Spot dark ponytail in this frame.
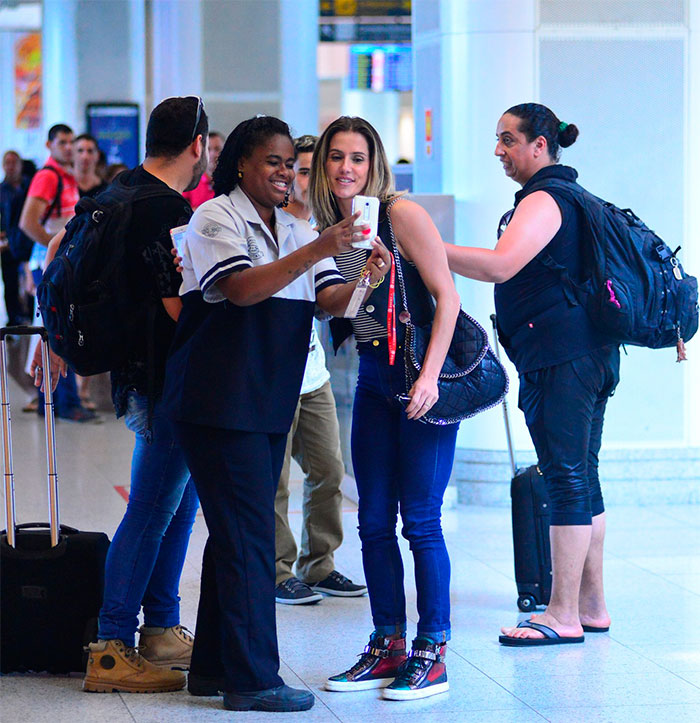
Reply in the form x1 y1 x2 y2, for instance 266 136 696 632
505 103 579 160
213 116 293 197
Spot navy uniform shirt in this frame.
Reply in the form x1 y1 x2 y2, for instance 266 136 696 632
162 186 345 433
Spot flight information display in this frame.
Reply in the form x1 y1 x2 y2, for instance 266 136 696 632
348 45 412 92
320 0 411 17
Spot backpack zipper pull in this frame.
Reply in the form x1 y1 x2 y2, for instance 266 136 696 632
69 304 74 322
676 325 687 363
670 257 683 281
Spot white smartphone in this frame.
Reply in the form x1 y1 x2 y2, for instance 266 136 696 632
351 195 379 250
169 224 188 258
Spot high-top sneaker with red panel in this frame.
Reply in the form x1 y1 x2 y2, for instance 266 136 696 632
325 632 407 691
382 637 448 700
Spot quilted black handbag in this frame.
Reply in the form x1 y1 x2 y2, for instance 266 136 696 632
386 202 509 425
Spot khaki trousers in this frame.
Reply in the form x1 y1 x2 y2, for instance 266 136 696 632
274 380 345 585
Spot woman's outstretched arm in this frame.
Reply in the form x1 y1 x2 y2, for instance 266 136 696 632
445 191 562 282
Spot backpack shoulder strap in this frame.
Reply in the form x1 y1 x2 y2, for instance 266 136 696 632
523 175 584 200
39 165 64 225
130 182 187 205
521 176 588 306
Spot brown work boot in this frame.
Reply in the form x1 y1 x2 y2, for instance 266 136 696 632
138 624 194 670
83 639 186 693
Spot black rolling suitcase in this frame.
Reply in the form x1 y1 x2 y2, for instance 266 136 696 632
0 326 110 673
490 315 552 613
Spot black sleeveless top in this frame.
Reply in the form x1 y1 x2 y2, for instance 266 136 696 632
330 200 435 352
494 165 611 373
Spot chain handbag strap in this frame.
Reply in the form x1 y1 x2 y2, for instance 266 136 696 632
384 197 411 320
385 197 492 381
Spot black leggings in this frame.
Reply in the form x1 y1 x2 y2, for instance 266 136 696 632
518 345 620 526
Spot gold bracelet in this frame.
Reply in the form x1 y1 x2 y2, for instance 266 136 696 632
361 265 385 289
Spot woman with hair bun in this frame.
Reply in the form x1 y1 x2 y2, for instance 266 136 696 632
446 103 620 646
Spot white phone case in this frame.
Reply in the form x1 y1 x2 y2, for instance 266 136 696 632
351 195 380 249
169 224 188 257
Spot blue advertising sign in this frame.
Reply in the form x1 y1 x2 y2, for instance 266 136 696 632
86 103 140 168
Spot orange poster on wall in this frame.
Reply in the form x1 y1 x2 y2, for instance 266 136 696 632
15 33 42 129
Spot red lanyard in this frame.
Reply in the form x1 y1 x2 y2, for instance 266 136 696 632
387 260 396 365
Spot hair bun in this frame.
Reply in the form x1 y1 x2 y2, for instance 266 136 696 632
558 123 579 148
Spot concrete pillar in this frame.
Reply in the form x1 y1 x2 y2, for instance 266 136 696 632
342 90 401 163
280 0 320 136
150 0 202 103
22 0 319 161
412 0 538 454
196 0 318 138
41 0 147 155
42 0 80 133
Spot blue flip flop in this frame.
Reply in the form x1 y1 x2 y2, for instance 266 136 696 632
582 625 609 633
499 620 585 646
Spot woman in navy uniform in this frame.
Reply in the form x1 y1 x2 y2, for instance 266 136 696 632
311 117 461 701
162 116 390 713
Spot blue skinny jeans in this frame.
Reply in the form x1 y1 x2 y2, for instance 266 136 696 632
351 343 459 642
98 392 199 646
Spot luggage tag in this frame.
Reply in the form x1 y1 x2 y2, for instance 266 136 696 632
344 270 371 318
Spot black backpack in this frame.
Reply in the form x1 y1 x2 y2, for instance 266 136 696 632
37 178 182 376
525 177 698 356
5 165 63 262
2 178 34 262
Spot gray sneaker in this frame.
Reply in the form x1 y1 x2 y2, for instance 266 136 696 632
311 570 367 597
275 577 322 605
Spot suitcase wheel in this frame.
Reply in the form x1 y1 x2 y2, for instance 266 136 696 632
517 594 537 612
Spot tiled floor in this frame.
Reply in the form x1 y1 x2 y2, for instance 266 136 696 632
1 375 700 722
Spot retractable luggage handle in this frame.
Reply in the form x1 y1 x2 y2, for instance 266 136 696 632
489 315 516 478
1 326 60 548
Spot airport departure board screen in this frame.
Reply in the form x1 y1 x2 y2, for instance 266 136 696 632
349 45 412 92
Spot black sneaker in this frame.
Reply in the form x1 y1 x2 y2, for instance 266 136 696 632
188 673 225 696
224 684 314 712
311 570 367 597
275 577 322 605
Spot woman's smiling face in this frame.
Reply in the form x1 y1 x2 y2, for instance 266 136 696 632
324 131 370 202
238 133 295 210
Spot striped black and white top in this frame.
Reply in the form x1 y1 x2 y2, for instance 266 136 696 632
335 247 388 343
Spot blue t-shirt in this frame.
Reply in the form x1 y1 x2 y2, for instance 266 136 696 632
494 165 611 373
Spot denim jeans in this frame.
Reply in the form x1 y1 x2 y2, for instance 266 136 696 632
351 344 459 641
98 392 198 646
518 345 620 526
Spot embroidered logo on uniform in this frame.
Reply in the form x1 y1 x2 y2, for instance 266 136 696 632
247 237 264 260
201 222 222 238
